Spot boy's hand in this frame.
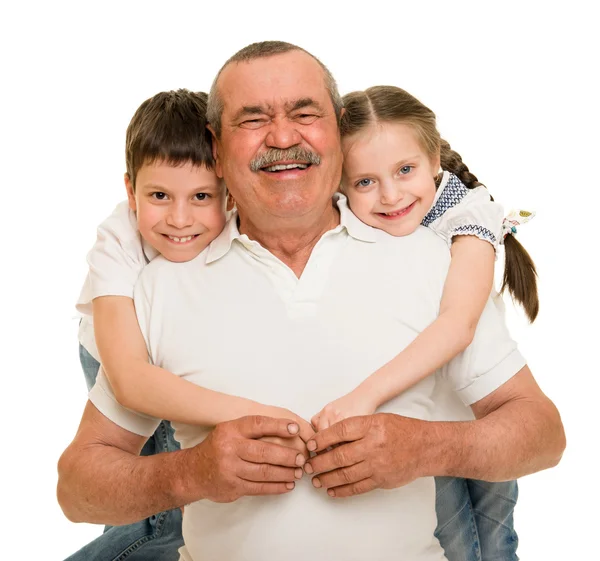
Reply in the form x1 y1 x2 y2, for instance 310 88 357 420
311 389 379 432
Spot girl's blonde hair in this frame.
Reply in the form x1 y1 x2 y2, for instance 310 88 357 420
341 85 539 322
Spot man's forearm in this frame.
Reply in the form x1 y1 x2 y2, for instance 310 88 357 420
57 439 196 525
424 395 565 481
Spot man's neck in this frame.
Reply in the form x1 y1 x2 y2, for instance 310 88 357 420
238 201 340 277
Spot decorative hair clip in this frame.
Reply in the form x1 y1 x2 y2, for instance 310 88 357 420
502 210 535 240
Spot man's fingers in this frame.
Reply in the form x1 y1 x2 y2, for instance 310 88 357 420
312 460 369 489
327 478 377 499
237 461 302 483
305 440 363 475
240 480 296 496
238 415 299 439
307 417 368 453
239 439 305 468
296 418 317 444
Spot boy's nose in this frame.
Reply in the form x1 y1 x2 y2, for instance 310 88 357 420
166 204 193 228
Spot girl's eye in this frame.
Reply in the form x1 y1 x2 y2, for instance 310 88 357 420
399 166 412 175
356 178 374 188
151 192 167 200
194 193 208 201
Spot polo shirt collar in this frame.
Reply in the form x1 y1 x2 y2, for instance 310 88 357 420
205 192 378 264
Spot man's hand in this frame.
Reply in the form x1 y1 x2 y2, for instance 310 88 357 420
304 413 430 498
311 388 378 432
256 405 316 445
189 415 308 503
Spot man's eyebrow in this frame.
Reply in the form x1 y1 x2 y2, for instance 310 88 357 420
286 98 323 112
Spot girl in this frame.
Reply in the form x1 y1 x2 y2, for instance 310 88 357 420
311 85 537 561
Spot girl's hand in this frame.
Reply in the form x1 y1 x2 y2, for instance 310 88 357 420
311 390 379 432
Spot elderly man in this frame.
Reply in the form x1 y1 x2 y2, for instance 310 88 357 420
58 42 564 561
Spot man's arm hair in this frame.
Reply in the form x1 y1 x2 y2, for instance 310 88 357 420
57 401 191 525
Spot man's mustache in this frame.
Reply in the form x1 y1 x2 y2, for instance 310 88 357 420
250 147 321 172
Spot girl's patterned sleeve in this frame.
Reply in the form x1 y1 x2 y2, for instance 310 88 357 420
421 172 504 253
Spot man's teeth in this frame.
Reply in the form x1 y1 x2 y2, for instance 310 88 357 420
168 235 194 243
263 163 309 172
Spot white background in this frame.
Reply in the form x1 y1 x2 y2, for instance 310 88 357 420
1 1 598 559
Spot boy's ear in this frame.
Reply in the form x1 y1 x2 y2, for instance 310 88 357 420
206 124 223 178
124 173 136 212
226 191 236 211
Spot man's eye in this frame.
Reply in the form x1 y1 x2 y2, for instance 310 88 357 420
151 192 167 200
194 193 208 201
399 166 412 175
295 114 318 124
240 119 267 129
355 178 374 188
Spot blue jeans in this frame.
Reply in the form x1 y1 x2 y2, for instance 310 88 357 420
435 476 519 561
65 345 184 561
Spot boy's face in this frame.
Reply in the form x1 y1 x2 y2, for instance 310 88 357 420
126 160 226 262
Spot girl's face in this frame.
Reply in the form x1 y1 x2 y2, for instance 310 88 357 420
342 122 439 237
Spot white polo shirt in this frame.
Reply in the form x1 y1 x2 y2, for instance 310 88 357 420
90 194 525 561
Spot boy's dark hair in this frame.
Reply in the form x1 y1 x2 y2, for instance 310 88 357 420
125 89 213 189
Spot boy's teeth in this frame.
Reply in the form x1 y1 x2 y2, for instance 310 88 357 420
168 235 194 243
264 163 308 172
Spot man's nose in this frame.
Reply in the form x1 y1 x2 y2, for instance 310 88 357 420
166 202 194 229
380 183 404 206
265 117 302 149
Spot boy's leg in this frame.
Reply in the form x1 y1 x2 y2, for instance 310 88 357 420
65 345 184 561
434 476 482 561
466 479 519 561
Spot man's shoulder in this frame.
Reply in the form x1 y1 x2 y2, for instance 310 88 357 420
368 225 451 263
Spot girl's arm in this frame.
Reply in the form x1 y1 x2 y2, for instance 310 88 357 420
312 236 495 429
93 295 313 438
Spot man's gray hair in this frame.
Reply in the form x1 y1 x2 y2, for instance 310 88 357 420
207 41 344 138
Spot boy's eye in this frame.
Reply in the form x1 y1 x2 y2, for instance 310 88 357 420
151 192 167 200
399 166 412 175
356 178 374 188
194 193 208 201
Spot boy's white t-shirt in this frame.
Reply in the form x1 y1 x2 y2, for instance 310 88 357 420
76 201 158 362
76 174 503 363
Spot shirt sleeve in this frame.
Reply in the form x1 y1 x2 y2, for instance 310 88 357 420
424 174 504 253
76 202 148 317
440 292 527 405
88 367 161 437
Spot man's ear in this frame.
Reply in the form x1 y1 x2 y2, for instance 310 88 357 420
207 124 223 178
124 173 136 212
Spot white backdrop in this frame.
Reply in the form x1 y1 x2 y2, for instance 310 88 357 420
1 1 597 559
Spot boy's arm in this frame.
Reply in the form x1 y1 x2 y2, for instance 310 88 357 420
93 295 312 435
354 236 495 407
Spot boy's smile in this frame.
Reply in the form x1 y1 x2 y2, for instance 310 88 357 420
126 160 226 262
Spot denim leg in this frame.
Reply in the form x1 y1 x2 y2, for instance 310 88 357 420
79 343 101 391
467 479 519 561
64 507 183 561
67 345 184 561
435 476 482 561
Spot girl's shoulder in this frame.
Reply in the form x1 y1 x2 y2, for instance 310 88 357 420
422 172 504 250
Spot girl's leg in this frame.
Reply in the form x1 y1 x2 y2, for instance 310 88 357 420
435 476 482 561
466 479 519 561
